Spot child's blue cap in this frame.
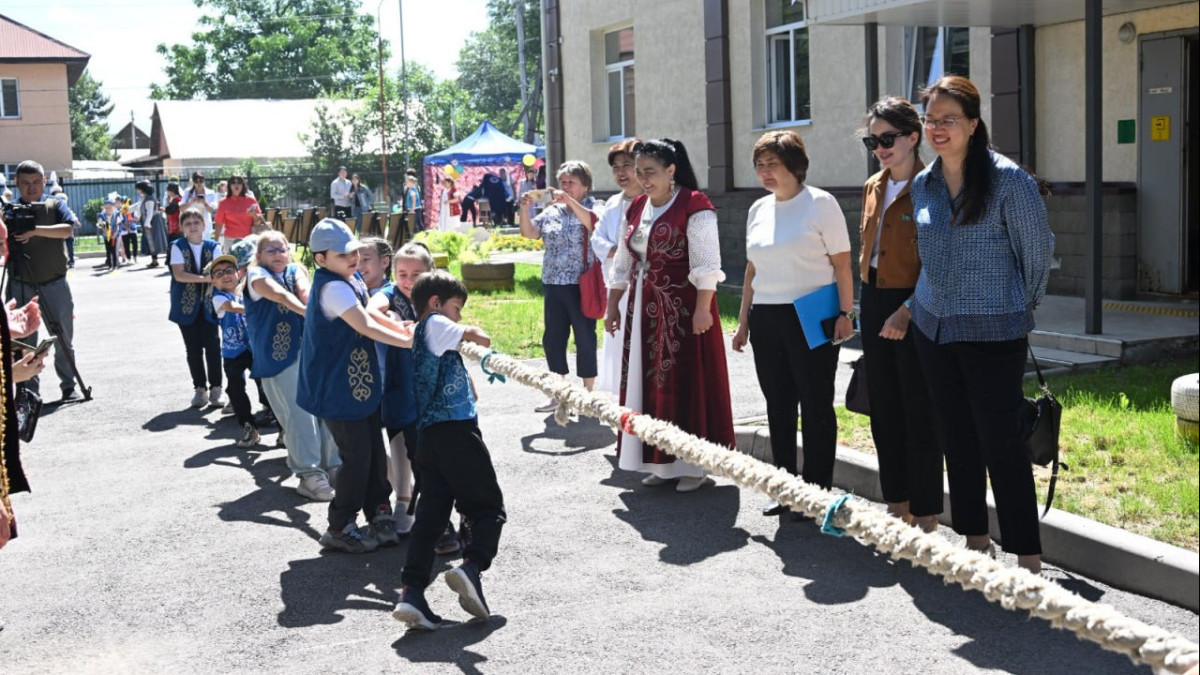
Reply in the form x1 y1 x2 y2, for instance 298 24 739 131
309 218 363 254
103 196 115 205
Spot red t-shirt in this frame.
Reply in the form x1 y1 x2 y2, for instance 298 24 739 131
215 194 260 239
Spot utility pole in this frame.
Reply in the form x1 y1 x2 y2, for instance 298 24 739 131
376 0 390 204
515 1 530 142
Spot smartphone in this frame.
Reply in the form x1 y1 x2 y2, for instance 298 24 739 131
525 189 554 205
13 337 55 358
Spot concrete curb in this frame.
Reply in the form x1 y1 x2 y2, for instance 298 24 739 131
734 425 1200 612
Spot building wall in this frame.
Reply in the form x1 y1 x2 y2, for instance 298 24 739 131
0 63 73 175
559 0 708 192
1036 2 1199 181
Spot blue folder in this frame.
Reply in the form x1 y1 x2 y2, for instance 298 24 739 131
792 282 839 349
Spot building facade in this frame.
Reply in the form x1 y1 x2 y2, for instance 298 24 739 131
548 0 1199 298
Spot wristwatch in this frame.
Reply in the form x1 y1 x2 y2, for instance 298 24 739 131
839 310 857 322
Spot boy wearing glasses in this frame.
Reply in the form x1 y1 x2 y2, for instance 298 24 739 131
209 254 260 449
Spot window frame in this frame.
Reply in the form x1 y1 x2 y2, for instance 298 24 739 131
604 27 636 141
0 78 21 120
765 1 810 126
904 26 970 109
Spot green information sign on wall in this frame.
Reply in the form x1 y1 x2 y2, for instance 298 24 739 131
1118 119 1136 144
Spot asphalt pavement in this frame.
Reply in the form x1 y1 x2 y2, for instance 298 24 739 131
2 257 1196 674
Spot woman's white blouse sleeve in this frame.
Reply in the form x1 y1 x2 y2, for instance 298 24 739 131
608 223 633 291
687 209 725 290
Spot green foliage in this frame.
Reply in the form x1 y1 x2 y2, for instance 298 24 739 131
455 0 542 140
69 71 116 161
490 234 543 252
82 197 104 226
151 0 379 101
413 230 471 263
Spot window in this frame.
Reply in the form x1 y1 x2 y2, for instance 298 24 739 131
605 27 635 139
905 27 970 104
0 79 19 119
765 0 810 124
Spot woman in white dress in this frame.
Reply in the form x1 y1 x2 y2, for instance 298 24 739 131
437 177 460 231
591 139 641 395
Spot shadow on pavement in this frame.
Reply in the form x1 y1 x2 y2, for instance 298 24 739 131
897 563 1146 673
521 415 615 456
143 407 219 432
277 549 407 627
393 614 508 675
752 520 900 605
612 481 750 566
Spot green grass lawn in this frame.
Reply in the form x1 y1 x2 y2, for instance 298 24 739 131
455 261 741 360
828 357 1200 551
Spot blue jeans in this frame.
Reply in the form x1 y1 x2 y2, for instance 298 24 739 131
260 360 341 478
7 276 75 395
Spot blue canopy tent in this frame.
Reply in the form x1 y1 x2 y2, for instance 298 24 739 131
424 120 545 166
422 121 545 228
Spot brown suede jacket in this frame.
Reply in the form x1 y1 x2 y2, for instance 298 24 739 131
858 161 924 289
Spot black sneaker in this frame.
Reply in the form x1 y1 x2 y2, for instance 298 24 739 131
445 561 490 619
60 389 82 403
434 524 461 556
370 507 400 547
318 523 379 554
255 409 279 428
762 500 787 517
393 586 442 630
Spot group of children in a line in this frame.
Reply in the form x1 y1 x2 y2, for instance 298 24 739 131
96 194 142 269
166 207 504 630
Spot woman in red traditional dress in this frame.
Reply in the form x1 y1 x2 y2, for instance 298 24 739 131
604 139 735 493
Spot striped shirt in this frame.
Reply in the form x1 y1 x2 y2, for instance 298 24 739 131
910 151 1055 343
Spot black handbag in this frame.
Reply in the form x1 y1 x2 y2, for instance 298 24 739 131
845 356 870 415
15 383 42 443
1024 345 1066 517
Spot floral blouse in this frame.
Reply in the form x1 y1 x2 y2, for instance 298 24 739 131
531 195 598 286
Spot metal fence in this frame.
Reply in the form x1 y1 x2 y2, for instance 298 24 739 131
57 170 410 237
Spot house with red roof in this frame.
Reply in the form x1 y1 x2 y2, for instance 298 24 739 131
0 13 90 181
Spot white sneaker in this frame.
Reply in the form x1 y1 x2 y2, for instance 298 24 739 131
235 423 260 449
675 476 711 493
641 474 669 487
297 474 334 501
534 398 559 413
190 387 209 408
208 386 224 407
393 501 415 535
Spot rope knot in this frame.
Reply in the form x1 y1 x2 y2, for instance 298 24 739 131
619 411 641 435
820 494 853 538
480 350 507 384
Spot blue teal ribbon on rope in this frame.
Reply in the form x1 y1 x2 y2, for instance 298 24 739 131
820 494 853 537
480 350 507 384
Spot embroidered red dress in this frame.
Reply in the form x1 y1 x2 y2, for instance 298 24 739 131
611 188 735 478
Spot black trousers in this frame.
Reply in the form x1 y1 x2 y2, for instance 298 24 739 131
325 410 392 533
860 274 943 516
748 304 839 489
178 320 222 390
222 350 255 427
104 239 119 268
401 419 506 589
542 283 597 379
124 231 138 260
913 326 1042 555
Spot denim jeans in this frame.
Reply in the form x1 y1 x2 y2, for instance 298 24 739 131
260 360 340 478
7 276 76 396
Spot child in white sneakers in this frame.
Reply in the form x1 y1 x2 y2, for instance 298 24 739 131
208 254 260 449
168 208 224 409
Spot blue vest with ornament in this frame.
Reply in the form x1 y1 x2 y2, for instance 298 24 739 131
244 264 304 378
413 313 477 430
213 289 249 358
168 238 218 326
378 283 418 430
297 268 381 421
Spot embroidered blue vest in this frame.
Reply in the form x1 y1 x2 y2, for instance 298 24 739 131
213 289 249 359
168 238 218 326
244 264 305 378
378 283 418 430
413 313 477 430
297 268 381 421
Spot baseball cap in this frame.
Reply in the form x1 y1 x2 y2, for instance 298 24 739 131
309 218 363 254
205 254 239 275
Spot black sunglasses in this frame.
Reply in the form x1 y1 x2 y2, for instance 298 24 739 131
861 131 908 151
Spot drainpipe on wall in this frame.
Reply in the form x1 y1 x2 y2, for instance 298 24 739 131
541 0 565 173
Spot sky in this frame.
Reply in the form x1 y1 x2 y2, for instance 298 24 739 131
1 0 491 134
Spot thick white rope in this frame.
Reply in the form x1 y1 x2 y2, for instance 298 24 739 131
465 343 1200 675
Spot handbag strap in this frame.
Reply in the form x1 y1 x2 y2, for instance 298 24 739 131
581 218 595 267
1028 342 1051 393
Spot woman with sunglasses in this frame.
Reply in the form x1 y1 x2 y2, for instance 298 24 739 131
910 75 1054 573
857 97 942 533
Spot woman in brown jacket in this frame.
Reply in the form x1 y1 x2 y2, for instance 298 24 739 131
858 97 942 531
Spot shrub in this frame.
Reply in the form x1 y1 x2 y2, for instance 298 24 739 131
82 197 104 226
413 230 471 263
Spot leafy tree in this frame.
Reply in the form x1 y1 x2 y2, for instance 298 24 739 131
69 71 116 160
215 158 288 208
455 0 542 141
151 0 380 100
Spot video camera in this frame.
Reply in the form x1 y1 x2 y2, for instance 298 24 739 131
3 201 39 239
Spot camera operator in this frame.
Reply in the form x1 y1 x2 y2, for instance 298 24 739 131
2 160 79 401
